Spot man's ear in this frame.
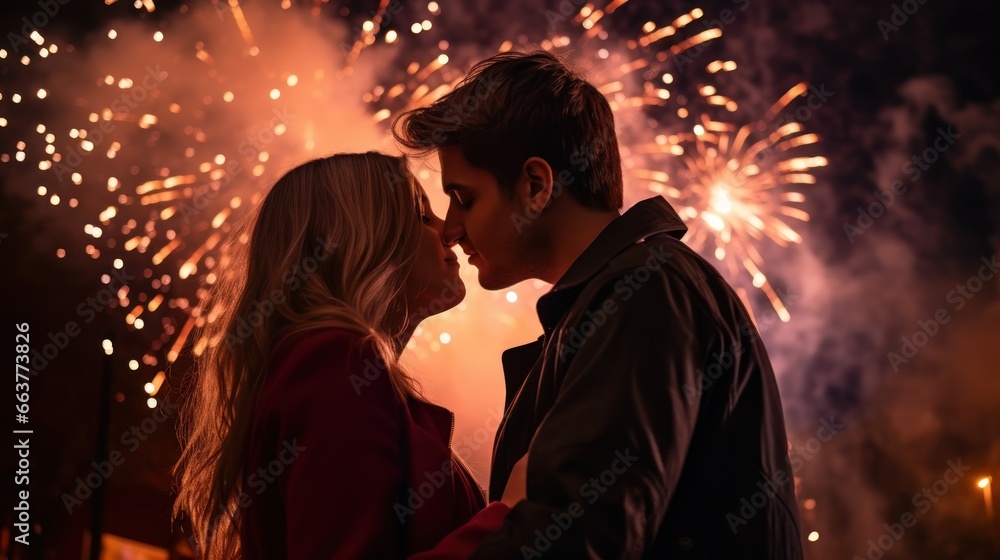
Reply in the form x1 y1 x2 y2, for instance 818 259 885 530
520 157 555 214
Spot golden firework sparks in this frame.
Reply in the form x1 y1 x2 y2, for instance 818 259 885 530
1 0 824 399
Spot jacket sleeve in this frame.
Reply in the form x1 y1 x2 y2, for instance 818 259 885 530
408 501 511 559
471 271 704 559
273 335 406 559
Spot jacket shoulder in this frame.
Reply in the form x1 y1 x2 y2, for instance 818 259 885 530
608 234 718 282
585 235 742 327
271 326 370 366
262 327 396 414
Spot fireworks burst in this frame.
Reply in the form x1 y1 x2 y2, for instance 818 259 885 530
629 82 828 322
371 2 828 324
1 0 825 402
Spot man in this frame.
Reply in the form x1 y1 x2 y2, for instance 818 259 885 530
394 50 803 559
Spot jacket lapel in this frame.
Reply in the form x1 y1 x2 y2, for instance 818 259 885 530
499 335 545 411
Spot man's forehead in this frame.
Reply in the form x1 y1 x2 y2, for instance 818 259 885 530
438 145 463 168
438 146 468 191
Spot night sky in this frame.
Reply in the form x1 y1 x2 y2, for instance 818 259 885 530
2 0 998 558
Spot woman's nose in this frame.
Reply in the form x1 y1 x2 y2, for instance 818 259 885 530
442 207 464 246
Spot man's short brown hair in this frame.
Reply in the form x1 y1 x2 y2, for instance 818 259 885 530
392 50 624 211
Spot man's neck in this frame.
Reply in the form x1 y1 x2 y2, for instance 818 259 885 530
539 207 620 285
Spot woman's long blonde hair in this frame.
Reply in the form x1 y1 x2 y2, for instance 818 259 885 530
173 152 426 559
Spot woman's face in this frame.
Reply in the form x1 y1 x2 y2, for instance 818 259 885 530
403 185 466 322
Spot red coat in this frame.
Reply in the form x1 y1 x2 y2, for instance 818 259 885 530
240 327 508 559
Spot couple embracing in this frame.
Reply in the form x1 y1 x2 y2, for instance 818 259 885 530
173 50 803 559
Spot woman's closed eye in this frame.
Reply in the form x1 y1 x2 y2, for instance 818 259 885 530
417 194 433 224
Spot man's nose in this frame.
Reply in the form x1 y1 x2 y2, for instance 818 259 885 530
441 204 464 247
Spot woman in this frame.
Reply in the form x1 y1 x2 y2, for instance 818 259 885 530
173 152 520 559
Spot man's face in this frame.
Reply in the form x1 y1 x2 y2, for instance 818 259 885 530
438 146 540 290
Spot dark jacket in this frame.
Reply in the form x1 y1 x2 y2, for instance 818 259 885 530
471 197 803 559
241 328 509 559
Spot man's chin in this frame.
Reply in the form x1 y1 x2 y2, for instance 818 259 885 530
476 266 520 291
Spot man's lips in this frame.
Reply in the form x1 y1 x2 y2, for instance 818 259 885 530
457 245 479 264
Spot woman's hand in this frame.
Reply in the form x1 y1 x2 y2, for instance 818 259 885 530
500 454 528 507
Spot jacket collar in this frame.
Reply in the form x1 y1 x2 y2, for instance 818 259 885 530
499 197 688 400
535 196 688 331
408 397 454 446
500 336 545 411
